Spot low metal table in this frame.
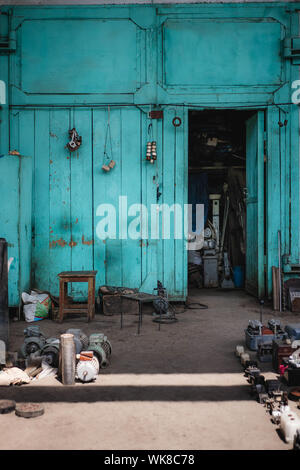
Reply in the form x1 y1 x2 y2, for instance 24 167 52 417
120 292 161 334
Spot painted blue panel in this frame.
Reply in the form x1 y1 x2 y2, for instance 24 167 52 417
163 19 282 87
0 155 20 306
245 111 264 297
21 19 140 94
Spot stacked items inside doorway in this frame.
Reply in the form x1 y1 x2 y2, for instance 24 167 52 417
188 110 253 290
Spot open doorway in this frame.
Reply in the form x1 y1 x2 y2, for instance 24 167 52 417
188 109 265 296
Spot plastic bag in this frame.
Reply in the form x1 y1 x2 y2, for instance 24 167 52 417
22 290 51 322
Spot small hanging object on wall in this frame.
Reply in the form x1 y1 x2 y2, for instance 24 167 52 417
146 141 157 164
67 128 82 152
102 106 116 172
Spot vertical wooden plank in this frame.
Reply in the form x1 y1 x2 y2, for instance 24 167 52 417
290 102 300 264
0 112 19 306
33 109 50 291
102 108 122 286
0 13 9 156
162 107 176 295
156 111 164 287
140 111 159 294
93 108 123 288
140 110 151 290
257 111 265 298
70 108 93 299
19 111 34 295
174 106 188 299
245 111 264 298
280 108 290 258
290 8 300 265
121 107 142 288
49 109 72 296
266 106 281 297
93 108 107 289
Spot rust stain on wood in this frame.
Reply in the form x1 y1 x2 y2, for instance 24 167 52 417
49 238 67 248
82 235 94 246
69 238 77 248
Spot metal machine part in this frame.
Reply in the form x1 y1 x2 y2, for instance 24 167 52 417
67 128 82 152
247 320 263 336
258 392 268 404
209 194 221 250
280 409 300 443
268 319 285 335
245 365 261 380
257 343 273 363
66 329 89 355
20 326 46 358
203 254 219 288
221 252 234 288
76 356 99 383
265 379 282 396
153 280 177 324
244 360 258 370
288 348 300 368
41 337 60 368
88 333 112 369
204 227 212 239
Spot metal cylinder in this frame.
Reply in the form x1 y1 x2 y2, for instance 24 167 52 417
60 333 76 385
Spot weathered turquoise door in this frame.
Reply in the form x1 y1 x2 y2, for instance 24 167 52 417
7 106 187 302
28 107 148 299
245 111 265 297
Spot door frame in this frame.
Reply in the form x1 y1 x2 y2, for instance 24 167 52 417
187 106 268 297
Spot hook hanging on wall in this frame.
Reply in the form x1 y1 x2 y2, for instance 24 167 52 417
102 106 116 172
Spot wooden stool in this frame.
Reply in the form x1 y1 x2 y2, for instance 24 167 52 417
58 271 97 323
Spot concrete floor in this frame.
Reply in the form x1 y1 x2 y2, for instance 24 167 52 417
1 288 300 450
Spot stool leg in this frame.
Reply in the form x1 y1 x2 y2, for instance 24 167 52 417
87 277 95 322
59 280 67 323
92 277 95 319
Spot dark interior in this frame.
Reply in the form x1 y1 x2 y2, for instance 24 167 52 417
188 109 254 289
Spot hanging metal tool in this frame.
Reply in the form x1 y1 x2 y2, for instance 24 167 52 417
67 128 82 152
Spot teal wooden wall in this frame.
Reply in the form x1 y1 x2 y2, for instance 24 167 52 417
0 3 299 304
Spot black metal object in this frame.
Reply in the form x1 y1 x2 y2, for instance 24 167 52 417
0 238 9 347
120 292 161 335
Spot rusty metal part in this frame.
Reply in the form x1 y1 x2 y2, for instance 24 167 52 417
0 400 16 414
149 110 163 120
15 403 44 418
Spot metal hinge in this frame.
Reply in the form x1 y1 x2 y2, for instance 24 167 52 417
283 37 300 65
0 31 16 54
